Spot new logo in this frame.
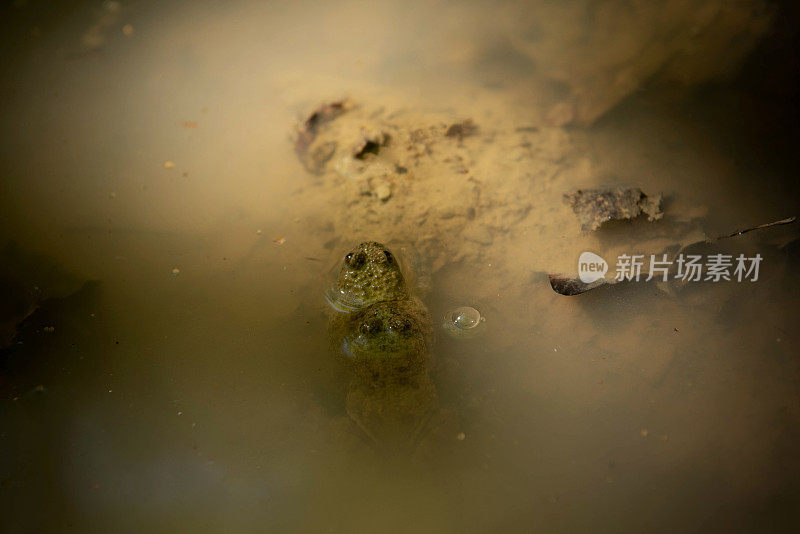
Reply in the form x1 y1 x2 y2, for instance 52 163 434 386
578 252 608 283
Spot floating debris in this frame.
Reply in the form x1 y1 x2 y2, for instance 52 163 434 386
122 24 134 36
182 121 198 129
717 216 796 240
171 268 180 276
163 161 175 169
273 237 286 245
564 187 663 232
443 306 485 338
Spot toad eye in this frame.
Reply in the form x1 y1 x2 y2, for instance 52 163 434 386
383 250 394 264
346 251 367 269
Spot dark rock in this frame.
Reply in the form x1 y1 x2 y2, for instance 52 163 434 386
564 187 663 232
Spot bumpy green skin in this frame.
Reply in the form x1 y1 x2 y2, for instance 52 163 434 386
341 300 429 383
332 241 408 310
328 241 438 449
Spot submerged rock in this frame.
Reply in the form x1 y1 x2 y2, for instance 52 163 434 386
564 187 663 232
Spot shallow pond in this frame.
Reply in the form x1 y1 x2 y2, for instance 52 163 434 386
1 1 799 532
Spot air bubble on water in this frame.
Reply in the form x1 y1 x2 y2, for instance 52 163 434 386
443 306 485 338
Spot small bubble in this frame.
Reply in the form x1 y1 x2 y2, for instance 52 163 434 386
171 268 180 276
442 306 484 338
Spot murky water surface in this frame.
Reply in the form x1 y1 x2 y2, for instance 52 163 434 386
1 1 799 532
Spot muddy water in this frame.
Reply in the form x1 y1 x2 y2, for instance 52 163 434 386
1 1 799 532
